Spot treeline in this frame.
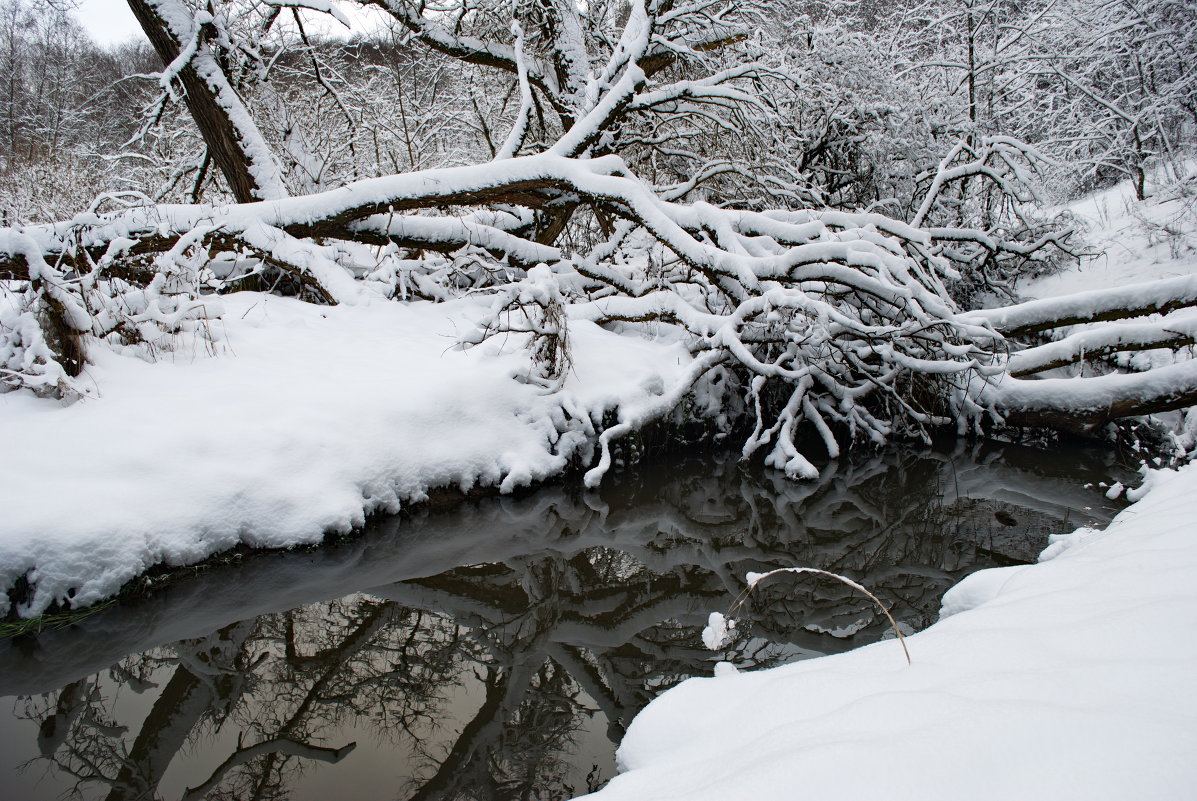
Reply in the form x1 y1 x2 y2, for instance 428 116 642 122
1 0 1193 228
0 0 508 223
0 0 160 223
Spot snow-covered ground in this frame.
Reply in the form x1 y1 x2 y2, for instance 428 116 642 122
582 173 1197 801
2 163 1194 685
584 461 1197 801
0 292 692 615
1024 165 1197 298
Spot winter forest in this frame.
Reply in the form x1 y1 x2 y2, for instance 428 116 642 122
4 0 1196 457
2 0 1197 798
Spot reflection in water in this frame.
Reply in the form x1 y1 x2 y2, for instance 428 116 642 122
2 443 1126 800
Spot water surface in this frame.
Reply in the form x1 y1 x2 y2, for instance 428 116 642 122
0 442 1129 800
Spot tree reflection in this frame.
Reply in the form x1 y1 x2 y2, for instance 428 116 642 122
12 446 1115 800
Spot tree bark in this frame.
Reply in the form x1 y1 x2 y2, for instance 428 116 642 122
126 0 276 203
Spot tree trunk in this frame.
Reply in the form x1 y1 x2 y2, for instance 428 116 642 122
125 0 282 203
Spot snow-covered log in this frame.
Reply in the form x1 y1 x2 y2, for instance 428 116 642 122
986 360 1197 432
962 275 1197 336
1006 311 1197 377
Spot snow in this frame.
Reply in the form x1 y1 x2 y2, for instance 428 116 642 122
146 0 290 201
983 355 1197 419
701 611 733 650
962 274 1197 335
1003 309 1197 376
2 146 1195 799
1020 167 1197 299
584 462 1197 801
0 292 694 615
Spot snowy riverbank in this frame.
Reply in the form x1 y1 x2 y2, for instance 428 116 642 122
0 291 695 615
3 171 1194 622
582 173 1197 801
585 460 1197 801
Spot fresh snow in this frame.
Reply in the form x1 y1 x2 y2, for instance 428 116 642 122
1022 166 1197 299
0 292 693 615
583 462 1197 801
1 164 1195 798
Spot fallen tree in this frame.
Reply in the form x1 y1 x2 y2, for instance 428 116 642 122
2 0 1194 480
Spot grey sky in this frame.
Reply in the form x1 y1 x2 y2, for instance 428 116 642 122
74 0 142 47
72 0 385 48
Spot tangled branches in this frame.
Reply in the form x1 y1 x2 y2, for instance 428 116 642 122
3 0 1193 481
461 183 1011 482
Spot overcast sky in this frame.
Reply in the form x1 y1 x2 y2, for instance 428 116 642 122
74 0 142 47
73 0 386 48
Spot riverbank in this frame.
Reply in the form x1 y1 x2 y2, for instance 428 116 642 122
581 170 1197 801
4 169 1194 619
0 290 699 616
0 444 1128 801
585 429 1197 801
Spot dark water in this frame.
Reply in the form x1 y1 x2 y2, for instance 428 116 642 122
0 443 1129 801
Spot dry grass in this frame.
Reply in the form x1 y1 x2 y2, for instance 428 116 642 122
0 599 115 639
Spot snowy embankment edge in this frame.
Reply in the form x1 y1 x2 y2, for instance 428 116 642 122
0 292 700 617
584 462 1197 801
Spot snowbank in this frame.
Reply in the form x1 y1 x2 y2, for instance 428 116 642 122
0 292 693 615
1023 166 1196 299
584 463 1197 801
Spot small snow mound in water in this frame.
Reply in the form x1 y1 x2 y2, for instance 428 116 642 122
937 565 1028 619
701 612 735 650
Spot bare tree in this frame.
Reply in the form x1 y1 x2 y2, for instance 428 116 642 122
1030 0 1197 199
0 0 1193 476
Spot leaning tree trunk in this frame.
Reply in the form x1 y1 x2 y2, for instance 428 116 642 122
126 0 287 203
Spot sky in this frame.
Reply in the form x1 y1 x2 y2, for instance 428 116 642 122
72 0 385 48
74 0 142 47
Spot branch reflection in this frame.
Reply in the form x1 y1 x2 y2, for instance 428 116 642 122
8 443 1123 800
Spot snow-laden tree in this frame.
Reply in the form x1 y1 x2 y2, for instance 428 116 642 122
0 1 151 222
1028 0 1197 200
2 0 1195 481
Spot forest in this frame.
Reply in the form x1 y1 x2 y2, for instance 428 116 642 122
2 0 1195 483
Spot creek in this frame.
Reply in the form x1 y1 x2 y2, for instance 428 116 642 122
0 441 1130 800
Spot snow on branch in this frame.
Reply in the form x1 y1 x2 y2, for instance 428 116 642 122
962 275 1197 336
3 0 1190 476
0 144 1089 470
260 0 351 28
365 0 559 99
985 359 1197 431
127 0 289 202
1006 311 1197 377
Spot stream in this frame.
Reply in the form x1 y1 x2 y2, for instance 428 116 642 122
0 441 1131 800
